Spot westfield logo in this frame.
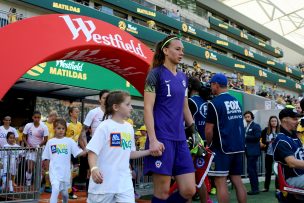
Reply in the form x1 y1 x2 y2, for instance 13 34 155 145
60 15 146 59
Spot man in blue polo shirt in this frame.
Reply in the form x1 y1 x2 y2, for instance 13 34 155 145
205 73 247 203
273 108 304 188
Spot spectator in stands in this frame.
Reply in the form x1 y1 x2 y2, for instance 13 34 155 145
244 111 262 195
295 101 302 114
144 35 196 202
276 97 285 109
7 7 17 24
260 116 280 192
23 111 49 186
273 108 304 188
231 71 237 83
147 20 156 30
205 73 247 203
0 116 18 147
193 61 201 73
138 125 147 151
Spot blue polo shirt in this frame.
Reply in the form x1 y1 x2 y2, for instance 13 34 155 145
206 92 245 154
145 65 188 141
273 126 304 179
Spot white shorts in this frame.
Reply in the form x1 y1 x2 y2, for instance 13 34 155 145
87 189 135 203
51 179 70 192
3 160 17 175
26 151 37 162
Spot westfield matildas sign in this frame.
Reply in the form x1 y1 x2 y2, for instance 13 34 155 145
0 14 153 99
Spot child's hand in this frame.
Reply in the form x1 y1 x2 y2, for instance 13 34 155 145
91 167 103 184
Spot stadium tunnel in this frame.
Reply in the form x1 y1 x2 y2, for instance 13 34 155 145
0 14 153 125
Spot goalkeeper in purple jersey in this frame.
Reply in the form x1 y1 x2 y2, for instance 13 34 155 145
143 35 196 203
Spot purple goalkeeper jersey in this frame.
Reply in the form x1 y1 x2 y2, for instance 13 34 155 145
145 65 188 141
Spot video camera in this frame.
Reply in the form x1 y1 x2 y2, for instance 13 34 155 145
199 82 212 101
188 77 212 101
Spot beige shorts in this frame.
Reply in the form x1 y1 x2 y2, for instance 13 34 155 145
87 189 135 203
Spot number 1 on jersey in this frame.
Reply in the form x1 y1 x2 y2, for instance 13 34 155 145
166 84 171 97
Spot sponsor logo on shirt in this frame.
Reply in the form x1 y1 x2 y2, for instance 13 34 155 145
110 132 132 150
51 144 68 154
110 133 121 147
51 145 57 154
182 80 186 87
155 160 162 168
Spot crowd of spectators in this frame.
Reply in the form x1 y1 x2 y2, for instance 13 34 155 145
180 60 302 111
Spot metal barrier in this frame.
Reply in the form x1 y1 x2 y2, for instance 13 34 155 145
132 157 153 195
132 151 268 195
0 147 43 202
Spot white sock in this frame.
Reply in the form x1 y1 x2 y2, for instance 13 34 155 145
9 180 13 191
2 175 7 188
26 172 32 186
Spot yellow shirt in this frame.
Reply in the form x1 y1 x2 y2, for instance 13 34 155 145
138 136 147 150
45 121 54 139
66 121 82 142
17 129 23 143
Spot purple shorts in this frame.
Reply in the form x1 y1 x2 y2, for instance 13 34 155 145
144 138 195 176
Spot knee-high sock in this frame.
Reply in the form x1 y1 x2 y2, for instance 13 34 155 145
50 187 60 203
167 191 188 203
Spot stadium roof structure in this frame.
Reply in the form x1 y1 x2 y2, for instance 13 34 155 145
218 0 304 49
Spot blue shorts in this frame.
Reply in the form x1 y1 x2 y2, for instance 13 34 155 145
144 138 195 176
208 147 244 176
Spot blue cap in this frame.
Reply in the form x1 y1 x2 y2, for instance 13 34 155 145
210 73 228 86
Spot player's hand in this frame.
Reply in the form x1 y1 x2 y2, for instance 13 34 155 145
149 140 165 156
91 168 103 184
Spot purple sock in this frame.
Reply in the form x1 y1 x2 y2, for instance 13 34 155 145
167 191 188 203
152 196 167 203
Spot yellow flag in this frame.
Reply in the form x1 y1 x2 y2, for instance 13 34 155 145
243 76 255 86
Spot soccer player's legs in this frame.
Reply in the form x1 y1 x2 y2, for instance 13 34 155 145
144 139 175 201
173 140 196 201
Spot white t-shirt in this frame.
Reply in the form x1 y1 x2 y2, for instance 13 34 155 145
42 137 82 183
83 107 105 136
86 119 135 194
0 126 18 147
23 122 49 147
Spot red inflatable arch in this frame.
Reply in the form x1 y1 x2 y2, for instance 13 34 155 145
0 14 154 99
